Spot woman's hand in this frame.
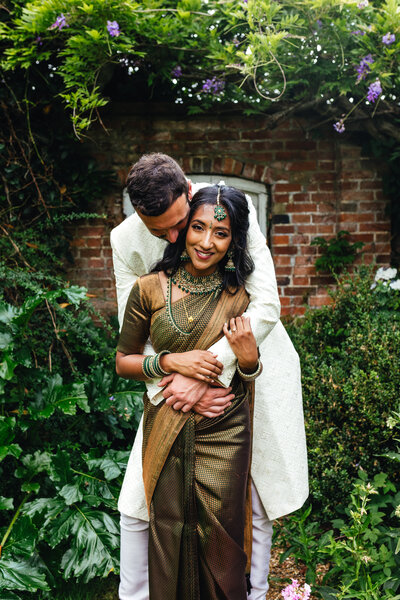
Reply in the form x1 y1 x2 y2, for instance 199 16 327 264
161 350 223 383
223 316 258 372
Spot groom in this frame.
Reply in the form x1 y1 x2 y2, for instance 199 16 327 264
111 153 308 600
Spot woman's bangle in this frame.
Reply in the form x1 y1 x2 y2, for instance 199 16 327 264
142 351 171 379
237 360 263 381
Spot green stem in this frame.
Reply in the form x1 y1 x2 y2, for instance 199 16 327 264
71 469 105 482
0 492 31 556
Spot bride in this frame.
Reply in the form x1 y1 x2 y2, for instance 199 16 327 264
116 184 263 599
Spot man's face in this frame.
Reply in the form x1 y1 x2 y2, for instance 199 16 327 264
136 193 190 244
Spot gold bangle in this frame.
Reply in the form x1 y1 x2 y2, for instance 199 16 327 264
237 360 263 381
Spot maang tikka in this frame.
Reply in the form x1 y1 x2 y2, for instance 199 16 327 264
214 185 227 221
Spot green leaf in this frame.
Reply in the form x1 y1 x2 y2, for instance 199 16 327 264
5 515 38 557
63 286 88 307
0 496 14 510
0 592 23 599
30 375 89 418
0 558 49 591
0 443 22 463
0 333 13 350
0 353 18 381
59 482 83 505
86 450 130 481
49 450 73 486
0 304 19 324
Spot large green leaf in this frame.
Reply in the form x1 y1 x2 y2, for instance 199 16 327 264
86 449 130 481
29 375 89 418
4 515 38 557
0 496 13 510
60 506 119 581
0 558 49 592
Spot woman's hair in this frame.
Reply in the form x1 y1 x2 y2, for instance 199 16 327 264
152 185 254 292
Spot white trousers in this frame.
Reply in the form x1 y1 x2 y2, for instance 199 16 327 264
119 481 273 600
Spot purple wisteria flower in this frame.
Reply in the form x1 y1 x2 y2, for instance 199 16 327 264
333 119 345 133
36 36 43 46
367 78 382 103
233 36 240 47
355 53 374 83
49 13 69 31
202 77 225 95
316 19 323 28
171 65 182 78
351 30 366 36
382 32 395 45
357 0 368 8
107 20 120 37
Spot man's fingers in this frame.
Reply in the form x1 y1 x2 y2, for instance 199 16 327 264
162 388 174 399
158 373 175 387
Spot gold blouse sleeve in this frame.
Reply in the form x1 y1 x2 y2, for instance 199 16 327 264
117 279 151 355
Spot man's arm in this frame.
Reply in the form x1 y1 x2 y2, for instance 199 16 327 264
206 197 281 388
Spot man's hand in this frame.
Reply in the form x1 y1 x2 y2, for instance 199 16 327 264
159 373 234 416
192 386 234 418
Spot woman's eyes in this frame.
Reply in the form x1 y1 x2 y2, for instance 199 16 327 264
191 224 229 237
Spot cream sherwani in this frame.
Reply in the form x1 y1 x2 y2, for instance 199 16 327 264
112 193 308 522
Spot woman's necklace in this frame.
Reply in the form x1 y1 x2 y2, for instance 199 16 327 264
166 266 223 335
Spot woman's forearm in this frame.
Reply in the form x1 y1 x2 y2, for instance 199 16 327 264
116 351 148 380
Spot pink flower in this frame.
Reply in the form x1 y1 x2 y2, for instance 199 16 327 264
282 579 312 600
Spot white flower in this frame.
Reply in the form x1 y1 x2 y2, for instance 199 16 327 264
395 505 400 519
375 267 397 282
389 279 400 290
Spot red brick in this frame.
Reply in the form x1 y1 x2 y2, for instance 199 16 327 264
359 223 389 232
288 161 318 171
297 225 318 234
272 235 290 245
274 256 292 266
80 248 100 258
273 225 295 234
287 203 317 213
280 296 291 306
294 266 316 275
309 295 333 308
273 247 298 255
274 184 303 193
89 258 103 268
293 277 310 286
359 180 382 190
316 225 335 234
292 214 311 223
339 213 372 223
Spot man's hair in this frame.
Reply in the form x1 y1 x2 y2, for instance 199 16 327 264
126 153 189 216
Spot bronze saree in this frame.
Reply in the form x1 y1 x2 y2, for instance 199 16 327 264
118 273 253 600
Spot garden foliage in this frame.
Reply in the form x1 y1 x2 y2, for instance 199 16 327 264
0 0 399 138
288 267 400 517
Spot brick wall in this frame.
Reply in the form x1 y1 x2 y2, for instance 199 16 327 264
67 104 391 317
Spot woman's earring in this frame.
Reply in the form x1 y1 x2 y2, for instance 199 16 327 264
225 250 235 272
180 249 190 262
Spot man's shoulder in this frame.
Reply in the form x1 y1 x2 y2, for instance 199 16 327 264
111 213 143 241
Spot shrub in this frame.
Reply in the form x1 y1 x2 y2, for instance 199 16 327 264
288 266 400 518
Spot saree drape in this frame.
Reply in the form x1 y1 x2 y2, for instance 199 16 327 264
118 273 253 600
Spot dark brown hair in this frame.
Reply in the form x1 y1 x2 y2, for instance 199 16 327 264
126 153 189 216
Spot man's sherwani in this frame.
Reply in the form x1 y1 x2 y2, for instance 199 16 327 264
111 193 308 522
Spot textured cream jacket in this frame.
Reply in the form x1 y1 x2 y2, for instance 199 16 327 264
111 193 308 521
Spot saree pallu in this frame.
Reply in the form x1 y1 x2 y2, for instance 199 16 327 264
117 273 252 599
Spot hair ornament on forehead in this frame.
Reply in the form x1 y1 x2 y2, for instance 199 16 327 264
214 185 227 221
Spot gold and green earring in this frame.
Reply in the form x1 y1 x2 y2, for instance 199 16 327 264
180 249 190 262
225 250 235 272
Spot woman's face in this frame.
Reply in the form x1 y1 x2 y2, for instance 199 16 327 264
185 203 232 276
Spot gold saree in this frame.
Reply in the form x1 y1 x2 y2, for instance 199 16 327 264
118 273 253 600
